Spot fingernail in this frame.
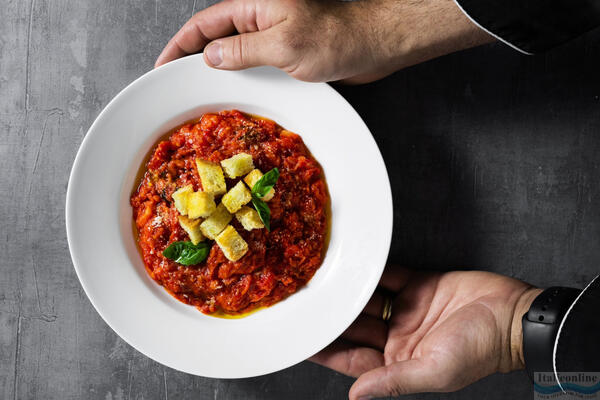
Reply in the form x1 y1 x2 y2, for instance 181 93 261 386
205 42 222 66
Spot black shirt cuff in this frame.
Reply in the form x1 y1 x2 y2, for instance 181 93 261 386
554 275 600 387
454 0 600 54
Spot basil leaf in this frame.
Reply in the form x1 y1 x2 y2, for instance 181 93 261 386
251 168 279 198
162 241 210 266
251 196 271 231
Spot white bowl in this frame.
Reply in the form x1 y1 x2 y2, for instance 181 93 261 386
66 54 392 378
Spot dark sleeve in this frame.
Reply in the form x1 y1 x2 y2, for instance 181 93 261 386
555 275 600 380
454 0 600 54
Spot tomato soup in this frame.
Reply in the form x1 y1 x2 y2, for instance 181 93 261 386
130 110 329 315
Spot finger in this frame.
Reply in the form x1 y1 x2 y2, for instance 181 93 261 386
378 266 412 292
309 339 384 378
362 291 384 318
204 28 293 70
340 314 388 350
156 1 236 67
349 359 444 399
156 0 283 67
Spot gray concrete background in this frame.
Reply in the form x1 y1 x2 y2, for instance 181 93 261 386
1 0 599 399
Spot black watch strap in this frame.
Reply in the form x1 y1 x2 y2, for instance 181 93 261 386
522 286 581 381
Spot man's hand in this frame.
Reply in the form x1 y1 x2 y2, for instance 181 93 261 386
310 268 542 399
155 0 493 83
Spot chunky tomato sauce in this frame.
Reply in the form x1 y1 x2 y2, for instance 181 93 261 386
130 110 329 315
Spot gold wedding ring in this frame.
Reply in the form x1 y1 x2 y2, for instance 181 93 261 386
382 295 393 322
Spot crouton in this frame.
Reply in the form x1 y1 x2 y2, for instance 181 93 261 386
199 203 232 239
178 215 204 245
222 181 252 213
186 191 216 219
243 169 275 201
243 169 262 188
215 225 248 261
195 159 226 195
172 185 193 215
220 153 254 178
235 206 264 230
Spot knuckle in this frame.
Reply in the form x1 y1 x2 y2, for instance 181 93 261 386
345 348 366 377
228 35 246 67
388 386 405 397
385 369 414 396
345 348 358 376
387 376 409 397
381 369 405 397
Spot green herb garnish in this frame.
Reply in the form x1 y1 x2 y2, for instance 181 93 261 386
251 196 271 231
162 241 210 266
251 168 279 231
252 168 279 198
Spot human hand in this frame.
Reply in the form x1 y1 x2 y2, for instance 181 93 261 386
310 268 543 399
155 0 493 83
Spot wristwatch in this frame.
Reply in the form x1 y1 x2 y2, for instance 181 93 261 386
521 286 581 381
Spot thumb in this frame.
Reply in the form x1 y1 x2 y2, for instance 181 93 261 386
349 359 449 399
204 29 291 70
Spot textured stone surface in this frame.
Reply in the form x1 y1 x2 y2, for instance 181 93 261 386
1 0 599 398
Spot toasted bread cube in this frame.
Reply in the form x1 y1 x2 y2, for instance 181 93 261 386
220 153 254 178
172 185 194 215
195 159 226 195
178 215 205 245
222 181 252 213
235 206 264 231
216 225 248 261
186 191 216 219
243 169 262 188
243 169 275 201
200 203 232 239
